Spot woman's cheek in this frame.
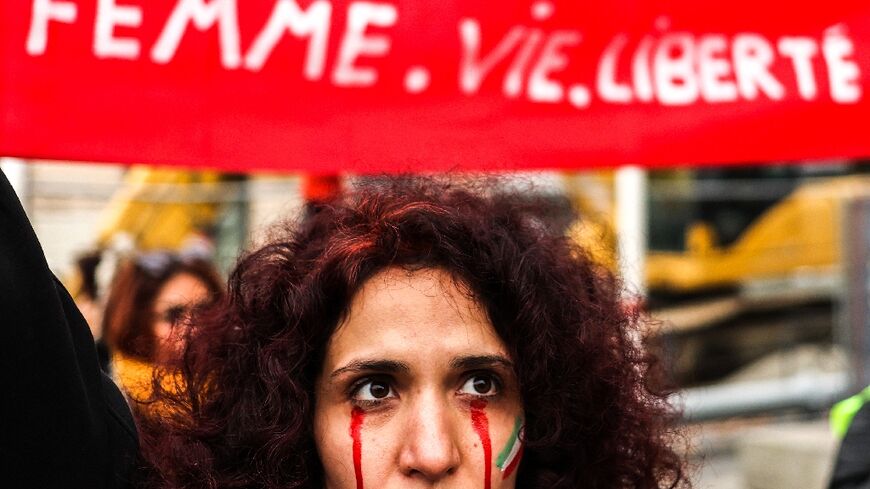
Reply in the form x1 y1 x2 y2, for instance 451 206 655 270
316 408 365 489
345 408 393 489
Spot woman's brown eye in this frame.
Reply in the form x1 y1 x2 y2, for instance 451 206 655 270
461 375 498 396
353 380 396 401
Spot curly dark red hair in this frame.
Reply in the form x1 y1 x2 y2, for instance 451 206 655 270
137 177 688 489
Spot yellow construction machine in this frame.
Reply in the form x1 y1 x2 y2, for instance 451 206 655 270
67 166 228 299
567 169 870 296
95 166 225 250
567 167 870 384
645 175 870 295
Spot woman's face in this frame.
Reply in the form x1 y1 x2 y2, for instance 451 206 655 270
314 268 524 489
151 272 211 357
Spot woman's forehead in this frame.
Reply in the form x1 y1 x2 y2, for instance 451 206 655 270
153 272 210 307
324 267 507 370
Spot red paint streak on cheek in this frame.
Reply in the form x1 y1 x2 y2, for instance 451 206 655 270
470 400 492 489
350 407 365 489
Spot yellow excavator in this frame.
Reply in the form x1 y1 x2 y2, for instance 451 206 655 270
95 166 225 250
66 166 227 298
563 171 619 272
68 168 333 298
566 168 870 384
645 175 870 294
567 169 870 296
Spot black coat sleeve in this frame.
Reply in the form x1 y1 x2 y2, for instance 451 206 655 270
830 402 870 489
0 169 139 488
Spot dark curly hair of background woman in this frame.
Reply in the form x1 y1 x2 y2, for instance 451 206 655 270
136 177 689 489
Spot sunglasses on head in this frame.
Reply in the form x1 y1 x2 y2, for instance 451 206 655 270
135 245 212 278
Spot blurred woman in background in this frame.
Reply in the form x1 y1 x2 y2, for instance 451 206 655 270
102 250 223 401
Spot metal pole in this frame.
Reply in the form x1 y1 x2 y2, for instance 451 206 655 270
841 199 870 393
615 166 648 300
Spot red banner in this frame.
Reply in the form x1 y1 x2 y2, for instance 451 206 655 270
1 0 869 172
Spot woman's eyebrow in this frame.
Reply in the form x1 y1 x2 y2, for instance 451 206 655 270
449 354 514 371
330 359 411 379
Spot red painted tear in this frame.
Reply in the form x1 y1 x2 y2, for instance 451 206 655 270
350 407 365 489
470 400 492 489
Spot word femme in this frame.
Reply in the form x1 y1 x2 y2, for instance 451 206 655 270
26 0 864 107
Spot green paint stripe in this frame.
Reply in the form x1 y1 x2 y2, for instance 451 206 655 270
496 417 523 468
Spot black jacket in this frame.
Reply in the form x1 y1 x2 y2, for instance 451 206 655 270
0 169 139 488
831 401 870 489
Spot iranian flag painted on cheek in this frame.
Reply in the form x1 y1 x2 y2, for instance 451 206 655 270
496 417 524 479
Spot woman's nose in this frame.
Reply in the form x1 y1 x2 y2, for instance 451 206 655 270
398 393 462 481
